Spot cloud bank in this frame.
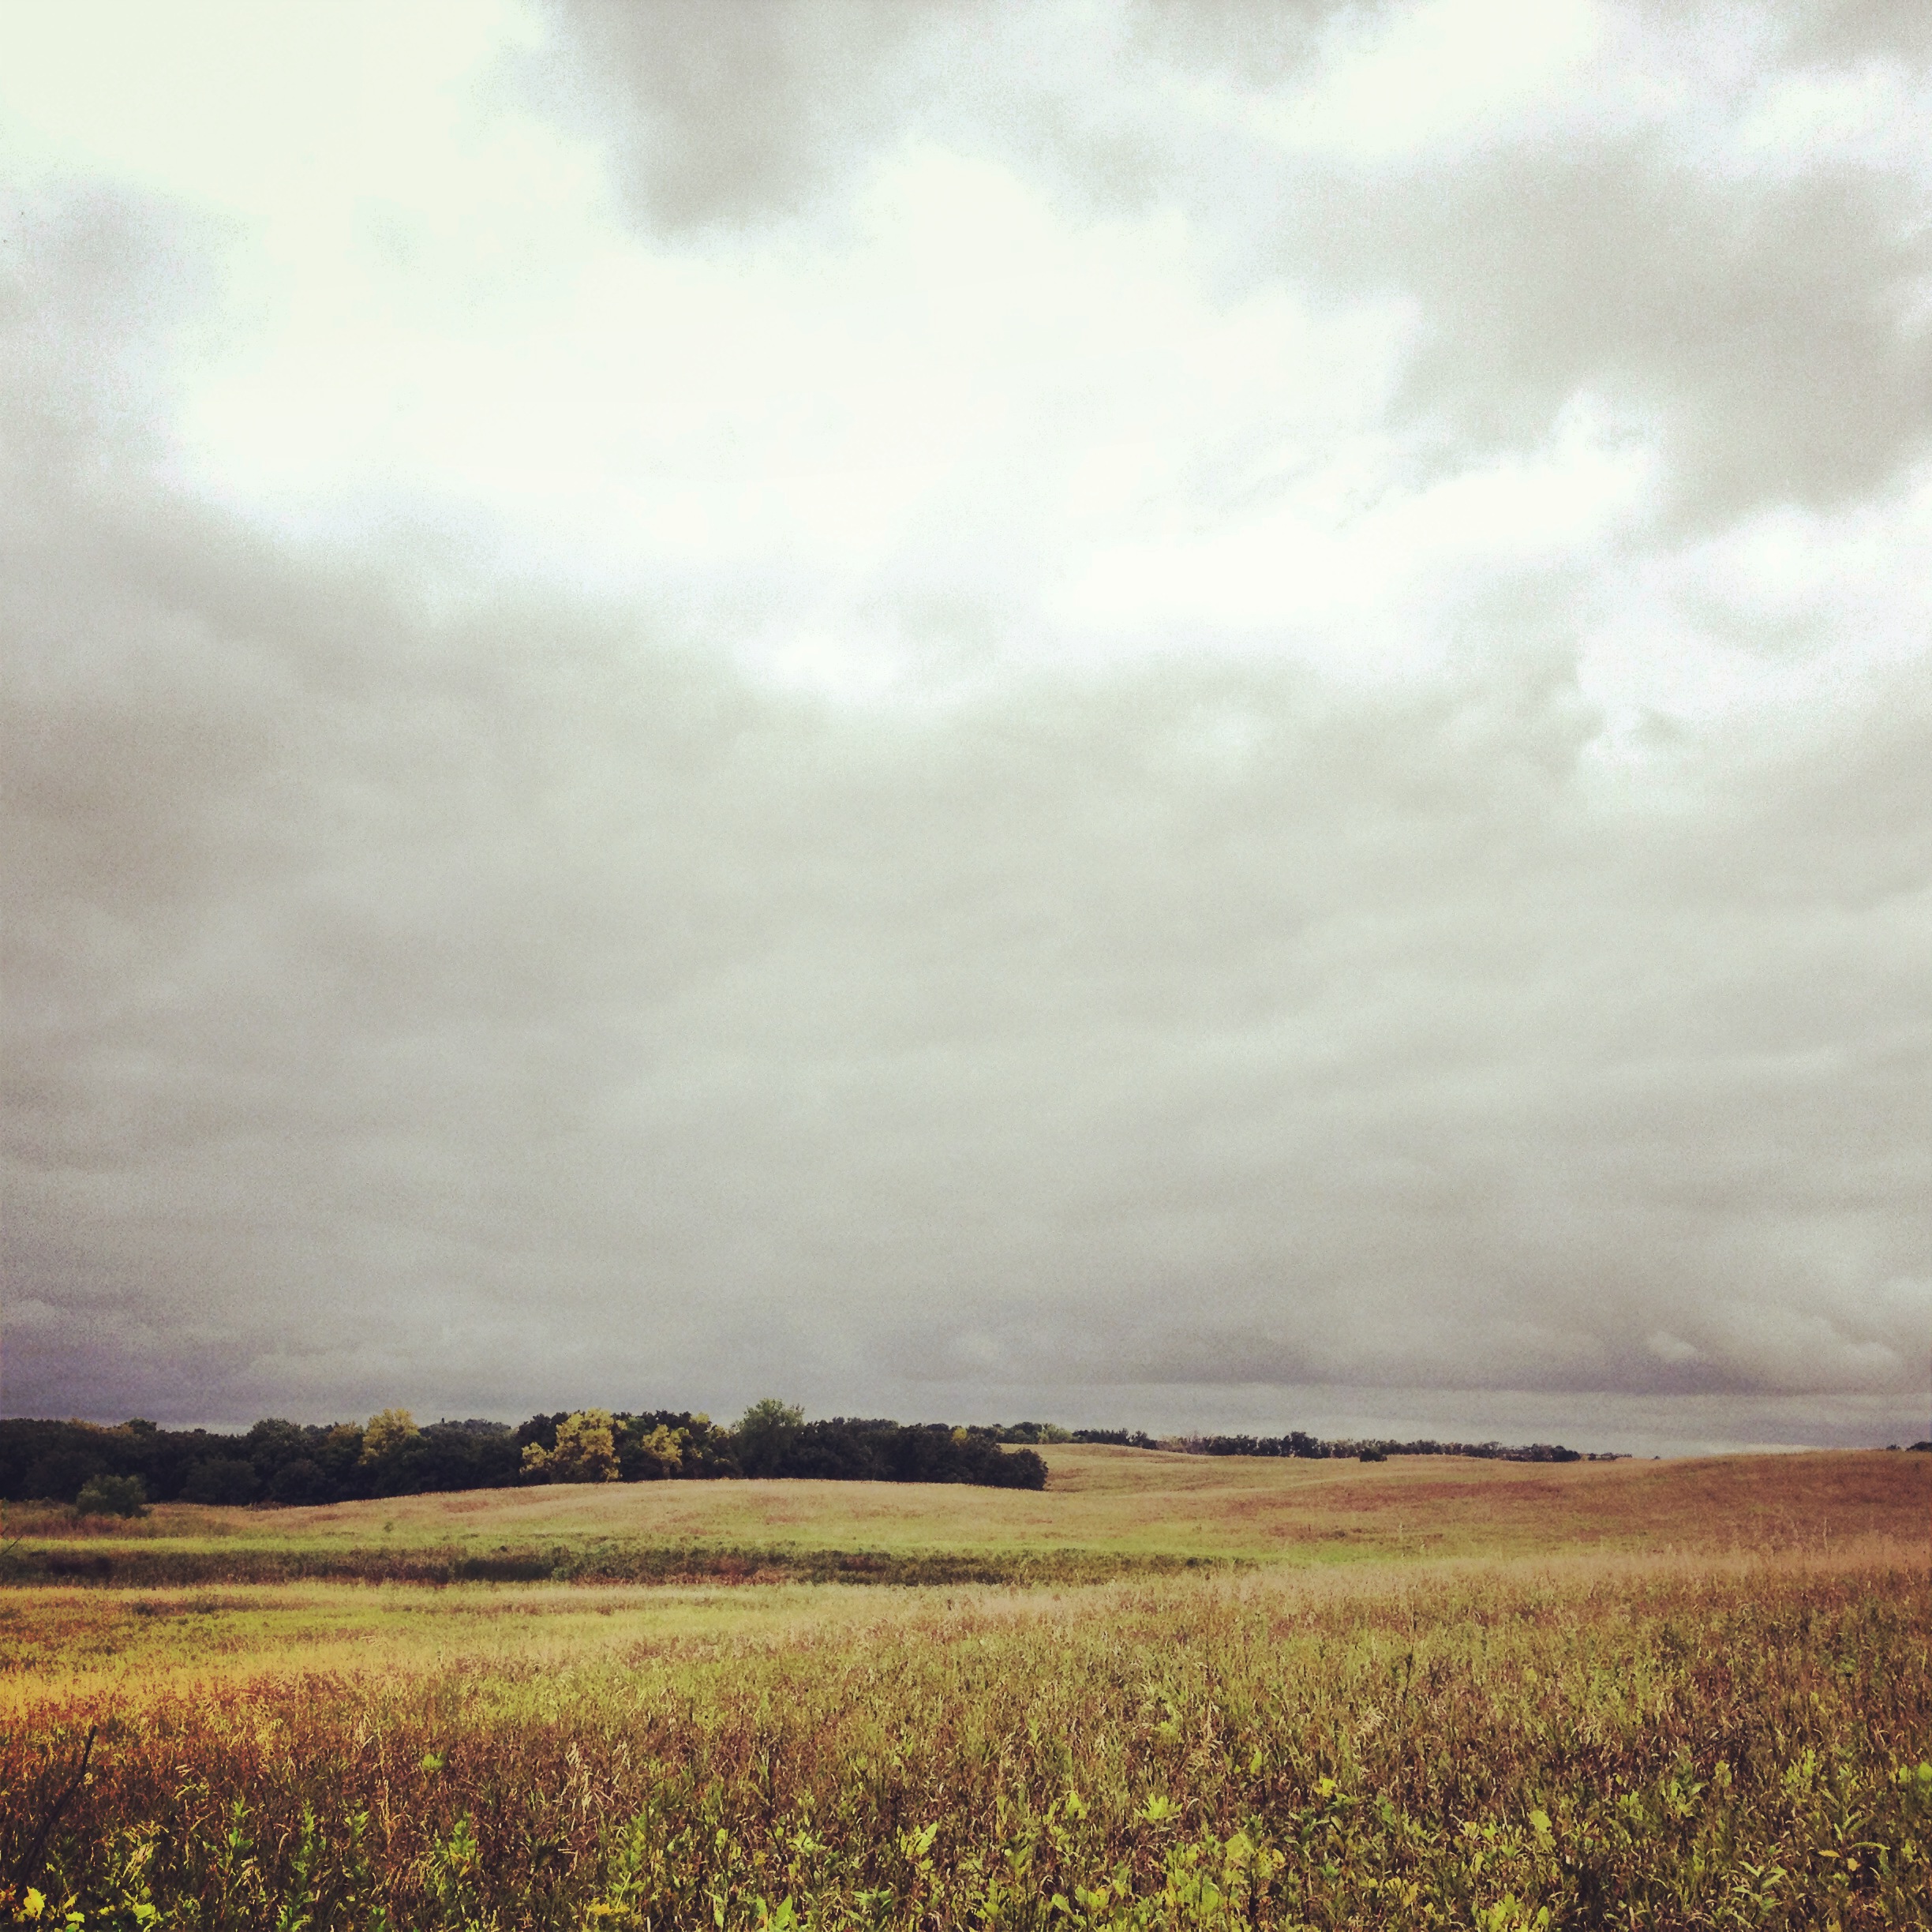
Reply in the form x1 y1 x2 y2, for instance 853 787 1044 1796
2 1 1927 1447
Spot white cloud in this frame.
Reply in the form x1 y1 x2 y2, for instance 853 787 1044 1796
1243 0 1611 162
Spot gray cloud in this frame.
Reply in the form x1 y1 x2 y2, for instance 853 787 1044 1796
1274 145 1932 522
3 13 1929 1447
6 414 1926 1430
529 0 1343 234
1755 0 1932 66
531 0 957 231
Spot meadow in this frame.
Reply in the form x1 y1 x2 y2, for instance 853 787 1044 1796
2 1447 1927 1928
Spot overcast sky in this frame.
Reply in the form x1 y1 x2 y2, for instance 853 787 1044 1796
3 1 1928 1451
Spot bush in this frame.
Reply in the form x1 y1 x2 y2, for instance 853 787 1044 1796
73 1473 148 1517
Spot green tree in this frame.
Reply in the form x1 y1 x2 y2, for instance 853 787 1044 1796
732 1398 803 1478
182 1456 257 1506
521 1409 620 1483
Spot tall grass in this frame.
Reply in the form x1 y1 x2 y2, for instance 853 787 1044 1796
5 1555 1928 1928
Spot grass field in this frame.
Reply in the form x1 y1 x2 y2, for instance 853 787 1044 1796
6 1445 1919 1581
3 1449 1928 1928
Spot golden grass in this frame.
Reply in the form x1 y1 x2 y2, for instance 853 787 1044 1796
6 1451 1929 1927
2 1535 1919 1713
7 1545 1929 1927
9 1445 1923 1573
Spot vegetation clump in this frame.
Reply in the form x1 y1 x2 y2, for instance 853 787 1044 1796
70 1473 146 1518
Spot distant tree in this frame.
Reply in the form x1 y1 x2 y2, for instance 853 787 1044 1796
21 1447 107 1503
182 1457 258 1506
994 1446 1048 1490
268 1458 330 1506
618 1421 686 1481
318 1423 366 1496
413 1421 520 1494
515 1412 568 1455
521 1409 620 1483
361 1409 421 1464
75 1473 148 1517
732 1398 804 1478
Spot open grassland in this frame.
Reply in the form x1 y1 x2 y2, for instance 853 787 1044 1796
5 1447 1920 1586
2 1454 1929 1929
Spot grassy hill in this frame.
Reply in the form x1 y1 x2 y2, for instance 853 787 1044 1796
4 1445 1920 1587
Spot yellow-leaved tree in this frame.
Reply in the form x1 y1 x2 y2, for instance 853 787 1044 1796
522 1409 620 1483
628 1421 684 1479
360 1408 421 1465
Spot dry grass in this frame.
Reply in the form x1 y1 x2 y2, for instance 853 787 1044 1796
3 1452 1928 1928
1 1538 1919 1709
7 1447 1922 1579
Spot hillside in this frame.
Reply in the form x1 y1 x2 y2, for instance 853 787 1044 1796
6 1446 1920 1586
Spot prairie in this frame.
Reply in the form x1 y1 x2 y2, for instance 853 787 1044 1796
2 1449 1927 1929
6 1445 1919 1582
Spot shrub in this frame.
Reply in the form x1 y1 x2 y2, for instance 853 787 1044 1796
73 1473 147 1517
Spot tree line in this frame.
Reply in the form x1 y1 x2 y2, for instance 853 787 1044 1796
0 1402 1048 1510
1179 1432 1599 1462
979 1425 1603 1462
0 1405 1623 1514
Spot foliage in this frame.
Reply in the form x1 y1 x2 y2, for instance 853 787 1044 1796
72 1474 148 1518
521 1410 621 1484
751 1417 1047 1490
181 1457 259 1506
1 1558 1925 1928
0 1405 1046 1506
735 1399 807 1478
359 1408 422 1465
622 1422 687 1480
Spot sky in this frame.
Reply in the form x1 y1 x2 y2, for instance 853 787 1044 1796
2 0 1929 1453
